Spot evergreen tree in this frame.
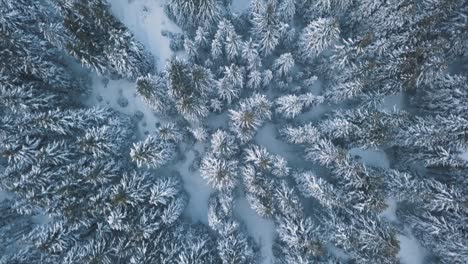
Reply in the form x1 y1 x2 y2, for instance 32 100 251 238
195 26 210 49
0 199 36 261
280 123 321 145
136 74 170 115
200 154 239 190
412 74 468 116
299 17 340 60
50 0 154 79
210 129 239 158
130 135 176 169
0 3 195 262
216 64 244 104
247 70 263 90
165 57 212 122
393 115 468 167
241 145 291 217
201 130 240 190
318 108 409 149
166 0 222 30
0 1 86 102
273 53 295 78
278 0 296 22
283 127 401 262
251 0 281 56
385 171 468 263
229 94 272 143
293 171 344 210
276 93 324 119
189 126 209 142
3 0 468 262
157 123 185 144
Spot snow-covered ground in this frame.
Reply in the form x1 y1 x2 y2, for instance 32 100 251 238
175 143 214 224
460 149 468 161
110 0 180 69
399 234 426 264
87 0 183 136
234 196 276 264
382 93 405 111
254 124 296 162
87 74 162 136
0 190 10 201
230 0 251 13
349 147 390 168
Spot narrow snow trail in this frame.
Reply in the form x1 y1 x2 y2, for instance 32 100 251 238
234 197 276 264
174 143 214 224
254 124 295 160
88 0 181 135
110 0 181 69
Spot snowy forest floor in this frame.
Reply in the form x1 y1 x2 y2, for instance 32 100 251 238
83 0 427 263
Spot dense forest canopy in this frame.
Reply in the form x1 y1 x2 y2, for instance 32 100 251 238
0 0 467 263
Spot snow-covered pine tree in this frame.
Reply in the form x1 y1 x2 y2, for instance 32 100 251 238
188 125 210 142
166 0 222 30
308 138 388 213
241 145 290 218
393 114 468 168
136 74 171 115
0 3 196 262
0 199 36 261
130 135 176 169
200 129 240 190
247 70 263 90
278 0 296 22
0 0 87 102
272 179 341 264
229 94 272 143
411 74 468 116
50 0 154 80
210 129 239 158
317 108 409 149
299 17 340 60
216 64 244 104
280 123 321 145
273 53 295 78
282 126 401 262
200 154 239 190
165 57 211 122
276 214 342 264
251 0 281 56
157 123 185 144
292 170 345 210
276 93 324 119
383 170 468 263
195 26 210 49
3 0 468 262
